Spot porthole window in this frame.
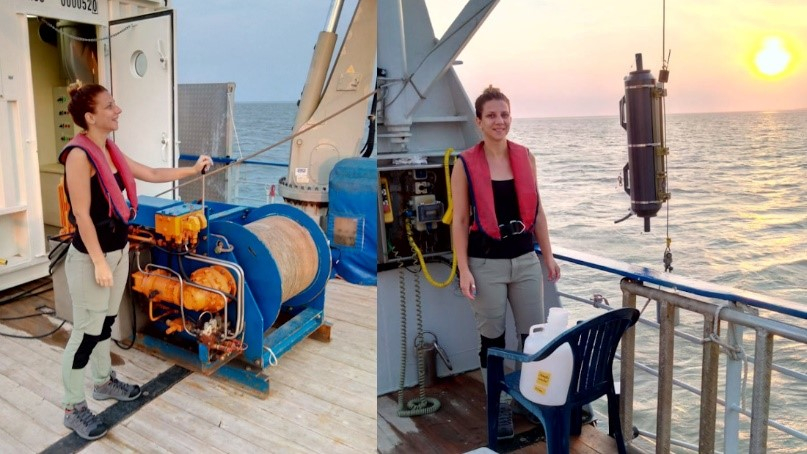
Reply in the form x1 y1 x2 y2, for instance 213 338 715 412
132 50 148 77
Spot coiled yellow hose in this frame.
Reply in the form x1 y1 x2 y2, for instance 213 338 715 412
405 148 457 288
441 148 454 225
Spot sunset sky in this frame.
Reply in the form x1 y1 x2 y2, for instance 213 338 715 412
172 1 807 118
426 0 807 117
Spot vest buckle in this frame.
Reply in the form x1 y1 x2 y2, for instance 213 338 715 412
499 220 526 239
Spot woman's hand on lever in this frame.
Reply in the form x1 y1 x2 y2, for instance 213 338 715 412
194 155 213 175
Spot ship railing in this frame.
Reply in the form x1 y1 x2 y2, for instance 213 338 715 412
228 158 288 206
230 161 289 206
545 246 807 454
179 154 288 207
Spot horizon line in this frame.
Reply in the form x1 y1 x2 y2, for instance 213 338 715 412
230 101 807 119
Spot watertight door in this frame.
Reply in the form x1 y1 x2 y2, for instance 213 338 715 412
0 10 49 290
108 10 176 199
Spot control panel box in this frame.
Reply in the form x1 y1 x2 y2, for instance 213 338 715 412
378 156 454 267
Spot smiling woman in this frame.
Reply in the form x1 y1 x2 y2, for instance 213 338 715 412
754 36 793 78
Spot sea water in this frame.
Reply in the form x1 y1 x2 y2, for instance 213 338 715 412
234 104 806 306
511 109 807 453
512 110 806 306
229 102 298 205
234 104 806 452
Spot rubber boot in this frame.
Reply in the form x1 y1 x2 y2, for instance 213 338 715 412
482 367 514 439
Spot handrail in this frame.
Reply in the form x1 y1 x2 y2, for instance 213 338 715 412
179 154 289 168
546 250 807 453
546 245 807 319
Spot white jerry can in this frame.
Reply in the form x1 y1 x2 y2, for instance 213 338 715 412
519 308 574 405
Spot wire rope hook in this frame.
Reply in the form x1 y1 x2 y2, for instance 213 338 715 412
663 236 673 273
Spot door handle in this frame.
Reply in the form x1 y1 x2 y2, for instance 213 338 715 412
157 39 167 70
161 132 168 162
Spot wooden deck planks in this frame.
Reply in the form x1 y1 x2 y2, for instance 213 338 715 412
0 277 377 453
0 394 63 452
158 378 310 453
87 422 172 454
378 372 622 454
0 425 35 453
265 378 377 444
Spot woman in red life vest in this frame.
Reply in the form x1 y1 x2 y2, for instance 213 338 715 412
59 81 212 440
450 86 561 438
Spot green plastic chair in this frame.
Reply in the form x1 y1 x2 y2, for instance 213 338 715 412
486 307 640 453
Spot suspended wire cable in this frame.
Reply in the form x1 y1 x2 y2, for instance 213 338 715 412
662 0 667 68
228 88 244 160
661 0 673 273
384 1 495 109
155 88 379 198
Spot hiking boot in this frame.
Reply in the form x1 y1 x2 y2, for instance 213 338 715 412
64 401 108 440
497 402 514 439
581 403 595 425
92 371 142 401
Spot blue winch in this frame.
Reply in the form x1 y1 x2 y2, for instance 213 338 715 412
128 196 331 397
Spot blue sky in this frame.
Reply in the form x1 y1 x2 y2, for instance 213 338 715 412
171 1 357 103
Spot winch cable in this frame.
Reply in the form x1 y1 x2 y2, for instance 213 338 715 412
396 267 441 417
661 0 673 274
228 88 245 161
384 1 495 110
663 207 673 273
153 88 380 198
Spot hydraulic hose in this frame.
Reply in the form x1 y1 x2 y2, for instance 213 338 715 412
441 147 454 225
405 147 458 288
405 221 456 288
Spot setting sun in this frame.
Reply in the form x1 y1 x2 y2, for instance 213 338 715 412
754 37 792 77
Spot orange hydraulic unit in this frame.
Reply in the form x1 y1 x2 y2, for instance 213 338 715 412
125 195 332 397
155 207 207 246
131 265 236 314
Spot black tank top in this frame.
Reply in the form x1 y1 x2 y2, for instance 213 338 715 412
68 173 130 253
468 179 535 259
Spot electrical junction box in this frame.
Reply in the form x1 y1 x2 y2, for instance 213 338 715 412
412 195 444 231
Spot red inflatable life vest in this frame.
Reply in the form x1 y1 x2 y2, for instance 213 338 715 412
59 133 138 223
459 141 538 240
